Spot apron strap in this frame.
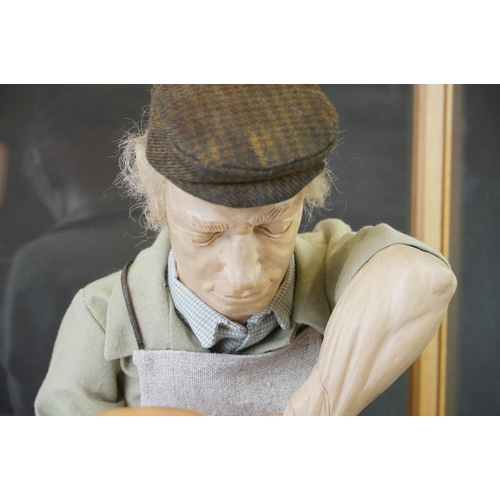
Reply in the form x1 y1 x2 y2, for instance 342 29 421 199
121 261 146 350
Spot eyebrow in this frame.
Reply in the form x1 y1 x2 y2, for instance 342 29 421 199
172 196 300 232
172 208 230 232
252 198 299 225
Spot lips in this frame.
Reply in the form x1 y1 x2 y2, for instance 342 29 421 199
214 282 273 300
224 291 262 299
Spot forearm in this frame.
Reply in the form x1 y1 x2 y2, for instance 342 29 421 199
284 244 457 416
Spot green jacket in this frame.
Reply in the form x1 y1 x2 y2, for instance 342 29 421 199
35 219 446 416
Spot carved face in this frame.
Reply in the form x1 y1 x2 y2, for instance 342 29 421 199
165 181 303 323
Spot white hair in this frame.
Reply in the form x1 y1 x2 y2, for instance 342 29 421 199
116 131 333 233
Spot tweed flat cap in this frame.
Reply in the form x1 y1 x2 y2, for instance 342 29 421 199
146 84 338 207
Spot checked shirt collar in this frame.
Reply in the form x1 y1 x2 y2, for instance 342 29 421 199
167 250 296 354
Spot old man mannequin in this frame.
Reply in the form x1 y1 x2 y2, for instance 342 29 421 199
35 85 456 416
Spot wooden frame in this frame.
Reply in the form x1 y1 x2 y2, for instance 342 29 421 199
409 84 454 416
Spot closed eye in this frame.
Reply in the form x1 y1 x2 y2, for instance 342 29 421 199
190 232 221 246
256 221 293 237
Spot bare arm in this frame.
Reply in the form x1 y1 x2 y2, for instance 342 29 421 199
284 244 457 416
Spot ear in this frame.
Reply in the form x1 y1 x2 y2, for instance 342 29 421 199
22 145 49 189
21 145 42 177
22 145 64 221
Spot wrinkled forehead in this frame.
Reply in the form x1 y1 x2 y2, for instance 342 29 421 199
166 180 304 227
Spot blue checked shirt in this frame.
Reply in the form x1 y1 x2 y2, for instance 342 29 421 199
167 250 297 353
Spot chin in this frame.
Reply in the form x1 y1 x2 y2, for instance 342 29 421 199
217 302 270 324
204 290 275 322
225 312 255 324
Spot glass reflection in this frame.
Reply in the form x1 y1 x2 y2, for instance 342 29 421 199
0 85 153 415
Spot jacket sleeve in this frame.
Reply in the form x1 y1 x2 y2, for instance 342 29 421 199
2 244 81 415
35 289 125 416
321 221 451 308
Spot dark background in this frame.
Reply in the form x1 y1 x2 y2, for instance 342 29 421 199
0 84 415 416
454 85 500 416
1 85 498 416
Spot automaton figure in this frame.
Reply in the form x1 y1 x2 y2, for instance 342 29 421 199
35 85 456 416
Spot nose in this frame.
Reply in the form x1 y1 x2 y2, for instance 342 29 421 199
222 234 262 293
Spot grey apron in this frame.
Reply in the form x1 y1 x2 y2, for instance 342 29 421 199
121 261 321 416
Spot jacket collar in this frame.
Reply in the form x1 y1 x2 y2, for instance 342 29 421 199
292 232 331 333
